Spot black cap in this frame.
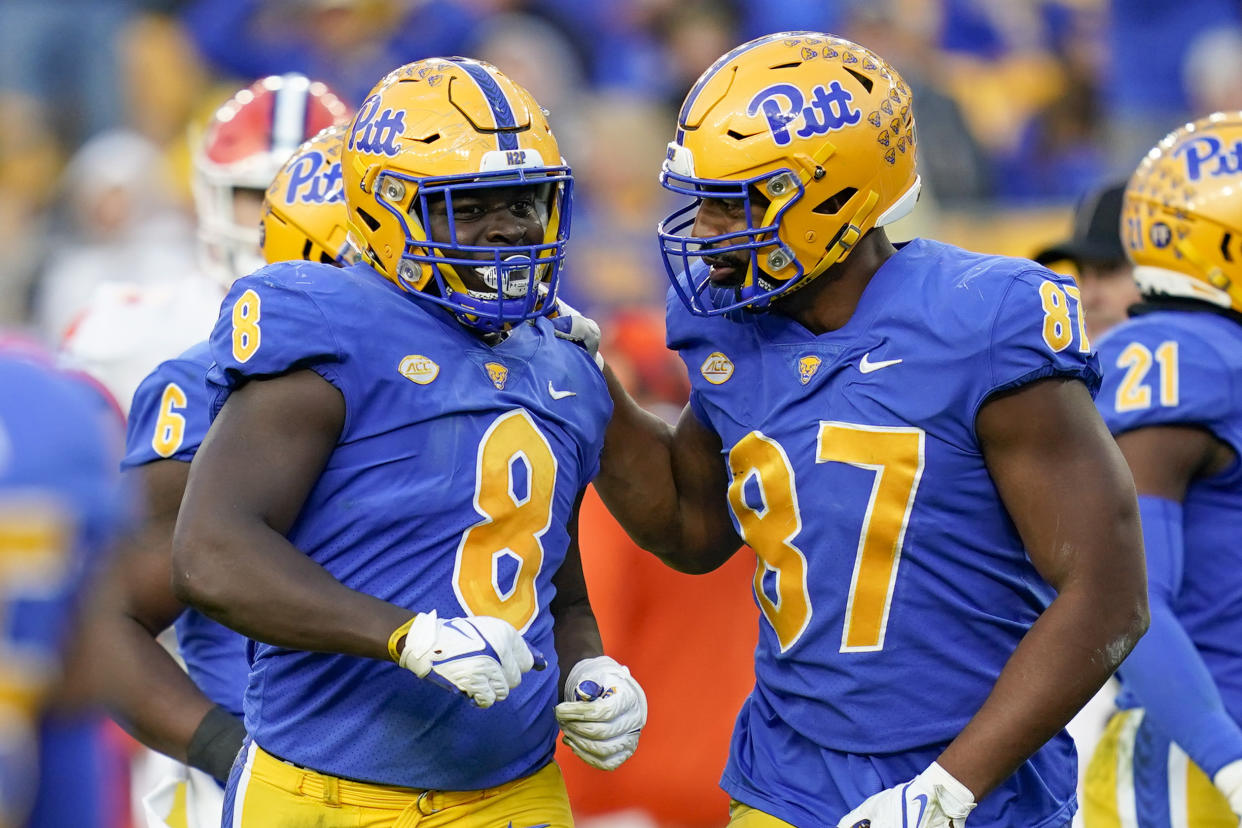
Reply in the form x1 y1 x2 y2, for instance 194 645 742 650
1033 182 1127 266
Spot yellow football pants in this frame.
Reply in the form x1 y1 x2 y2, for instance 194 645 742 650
228 742 574 828
1084 708 1236 828
727 800 799 828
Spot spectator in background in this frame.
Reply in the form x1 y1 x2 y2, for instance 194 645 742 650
1183 26 1242 116
30 130 198 345
180 0 479 105
1105 0 1241 176
847 1 991 206
1034 182 1140 341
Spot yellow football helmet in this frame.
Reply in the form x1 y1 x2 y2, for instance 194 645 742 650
262 124 358 267
659 32 920 315
341 57 572 331
1123 111 1242 313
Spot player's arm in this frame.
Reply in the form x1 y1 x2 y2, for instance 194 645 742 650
101 459 243 782
172 369 412 659
550 489 646 771
550 491 602 675
594 365 741 573
173 368 541 708
936 376 1149 800
1109 424 1242 810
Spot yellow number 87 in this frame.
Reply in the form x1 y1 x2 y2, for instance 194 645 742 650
231 289 262 363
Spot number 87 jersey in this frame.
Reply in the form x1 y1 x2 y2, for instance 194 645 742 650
666 238 1101 755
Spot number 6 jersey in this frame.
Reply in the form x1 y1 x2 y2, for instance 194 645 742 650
667 238 1101 757
206 261 611 790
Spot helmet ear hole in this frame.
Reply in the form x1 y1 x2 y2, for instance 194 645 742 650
355 208 381 232
814 187 858 215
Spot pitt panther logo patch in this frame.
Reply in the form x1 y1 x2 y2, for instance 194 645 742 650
700 352 734 385
281 152 344 205
349 94 406 157
797 355 822 385
747 81 861 147
398 354 439 385
484 362 509 390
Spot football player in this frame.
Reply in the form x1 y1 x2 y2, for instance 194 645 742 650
1083 113 1242 827
59 72 352 415
101 115 354 828
172 57 645 826
591 32 1149 828
0 342 127 826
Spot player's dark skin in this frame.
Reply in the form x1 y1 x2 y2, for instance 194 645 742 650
99 460 226 766
594 191 1150 804
172 186 602 686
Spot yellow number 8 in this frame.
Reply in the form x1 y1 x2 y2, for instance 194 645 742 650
231 289 262 363
454 410 556 632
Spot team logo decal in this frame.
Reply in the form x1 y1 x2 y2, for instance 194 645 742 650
797 355 822 385
700 352 735 385
348 94 406 157
282 152 344 205
1174 135 1242 181
484 361 509 390
747 81 861 148
398 354 439 385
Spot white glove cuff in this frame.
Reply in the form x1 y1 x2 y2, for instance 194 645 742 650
923 762 977 818
563 655 625 702
398 611 439 677
1213 757 1242 801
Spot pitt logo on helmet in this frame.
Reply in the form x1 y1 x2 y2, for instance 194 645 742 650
349 95 406 157
747 81 861 147
1175 136 1242 181
282 152 344 205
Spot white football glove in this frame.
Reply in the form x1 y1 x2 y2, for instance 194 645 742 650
554 655 646 771
837 762 976 828
549 299 604 369
1214 758 1242 823
395 611 545 709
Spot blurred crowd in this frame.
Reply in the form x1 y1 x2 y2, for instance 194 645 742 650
3 0 1242 391
4 2 1241 826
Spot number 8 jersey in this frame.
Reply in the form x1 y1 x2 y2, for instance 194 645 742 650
667 238 1101 755
206 260 611 790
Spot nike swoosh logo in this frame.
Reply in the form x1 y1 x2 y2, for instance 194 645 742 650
859 352 903 374
548 380 576 399
908 790 928 827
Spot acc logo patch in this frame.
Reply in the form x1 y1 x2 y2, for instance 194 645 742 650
700 352 735 385
484 361 509 390
398 354 439 385
797 355 822 385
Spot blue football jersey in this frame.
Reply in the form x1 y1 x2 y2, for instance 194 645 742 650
122 340 248 717
1096 309 1242 723
0 352 128 823
206 261 611 790
668 238 1099 772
